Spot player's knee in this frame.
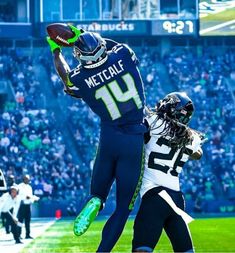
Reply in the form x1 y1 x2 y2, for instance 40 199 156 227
133 246 153 252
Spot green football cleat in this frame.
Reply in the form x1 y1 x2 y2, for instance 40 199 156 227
73 197 101 236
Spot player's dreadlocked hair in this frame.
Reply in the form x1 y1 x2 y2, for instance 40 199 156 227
146 92 196 150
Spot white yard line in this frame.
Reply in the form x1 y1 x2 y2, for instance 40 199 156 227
200 19 235 34
0 218 56 253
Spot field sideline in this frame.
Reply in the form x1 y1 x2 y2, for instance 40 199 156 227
21 217 235 253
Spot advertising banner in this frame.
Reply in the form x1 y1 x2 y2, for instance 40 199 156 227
38 20 150 37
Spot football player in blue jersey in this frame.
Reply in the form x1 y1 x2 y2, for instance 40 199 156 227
47 27 146 252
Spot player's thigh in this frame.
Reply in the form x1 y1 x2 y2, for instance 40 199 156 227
132 191 170 251
164 214 193 252
90 142 115 201
115 134 144 209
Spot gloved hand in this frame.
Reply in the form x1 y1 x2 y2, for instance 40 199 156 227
46 37 61 53
67 25 83 44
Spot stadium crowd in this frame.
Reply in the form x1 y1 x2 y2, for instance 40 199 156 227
162 48 235 204
0 1 16 22
0 48 89 206
0 45 234 213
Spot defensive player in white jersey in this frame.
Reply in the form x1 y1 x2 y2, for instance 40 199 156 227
132 92 205 253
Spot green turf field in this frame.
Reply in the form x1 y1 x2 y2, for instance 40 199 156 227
21 217 235 253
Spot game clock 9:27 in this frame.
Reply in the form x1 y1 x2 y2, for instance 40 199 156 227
152 20 196 36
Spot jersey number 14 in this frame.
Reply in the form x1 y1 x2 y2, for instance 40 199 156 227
95 73 142 120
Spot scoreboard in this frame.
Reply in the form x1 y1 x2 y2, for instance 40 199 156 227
152 20 197 36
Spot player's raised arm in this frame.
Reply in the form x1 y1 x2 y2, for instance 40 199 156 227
46 24 83 98
47 40 70 85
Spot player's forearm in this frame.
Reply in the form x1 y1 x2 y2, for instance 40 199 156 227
53 49 70 86
53 51 82 98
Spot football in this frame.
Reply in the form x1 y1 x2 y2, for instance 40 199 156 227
46 23 75 47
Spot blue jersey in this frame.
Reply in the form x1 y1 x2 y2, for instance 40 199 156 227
68 44 145 126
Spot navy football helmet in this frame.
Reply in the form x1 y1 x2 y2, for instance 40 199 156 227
73 32 107 68
157 92 194 125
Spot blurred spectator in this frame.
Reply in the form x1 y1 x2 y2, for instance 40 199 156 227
82 0 100 20
122 0 139 19
67 201 77 216
0 0 16 22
